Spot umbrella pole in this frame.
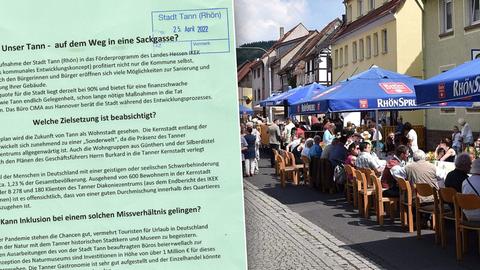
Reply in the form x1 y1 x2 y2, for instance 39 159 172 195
375 109 379 155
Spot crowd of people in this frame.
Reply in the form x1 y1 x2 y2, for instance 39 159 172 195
240 115 480 220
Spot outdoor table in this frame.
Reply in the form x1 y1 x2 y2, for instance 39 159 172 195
434 161 455 188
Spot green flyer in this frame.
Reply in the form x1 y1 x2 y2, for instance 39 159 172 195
0 0 247 269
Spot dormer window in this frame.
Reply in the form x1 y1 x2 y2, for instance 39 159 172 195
347 5 353 22
369 0 375 11
358 0 364 17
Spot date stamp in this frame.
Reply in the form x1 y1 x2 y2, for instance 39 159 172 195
151 8 230 54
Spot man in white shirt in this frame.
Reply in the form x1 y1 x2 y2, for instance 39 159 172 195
458 118 473 147
283 118 295 147
404 122 418 152
370 121 383 141
370 121 383 152
355 142 384 176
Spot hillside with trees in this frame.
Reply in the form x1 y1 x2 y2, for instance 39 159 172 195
236 41 275 66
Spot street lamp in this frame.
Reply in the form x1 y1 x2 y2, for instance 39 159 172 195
237 46 273 122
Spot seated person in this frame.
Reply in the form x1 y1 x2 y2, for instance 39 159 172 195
381 145 409 197
395 134 413 157
287 135 303 152
445 153 471 192
301 138 314 158
308 135 323 159
327 137 348 168
474 136 480 148
405 150 439 203
361 131 371 145
291 138 305 164
321 140 332 159
466 146 476 161
344 121 355 137
462 158 480 221
435 138 456 162
436 147 446 161
345 142 359 167
355 142 384 176
345 133 362 149
384 132 395 155
295 122 305 139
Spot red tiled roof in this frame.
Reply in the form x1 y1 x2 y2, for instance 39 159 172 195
270 34 311 66
260 23 307 59
294 32 323 60
279 18 342 74
237 61 254 82
333 0 404 42
277 31 319 73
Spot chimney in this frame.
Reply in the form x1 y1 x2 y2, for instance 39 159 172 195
279 27 285 39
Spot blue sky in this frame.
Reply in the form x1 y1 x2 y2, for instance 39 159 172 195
234 0 344 46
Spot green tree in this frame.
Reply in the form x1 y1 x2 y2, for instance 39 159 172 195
236 41 275 66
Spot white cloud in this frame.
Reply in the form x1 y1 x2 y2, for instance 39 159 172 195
234 0 309 45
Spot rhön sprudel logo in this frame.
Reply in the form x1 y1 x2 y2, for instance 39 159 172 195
438 82 446 99
359 99 368 108
378 82 413 94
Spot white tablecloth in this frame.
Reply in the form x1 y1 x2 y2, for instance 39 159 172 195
435 161 455 187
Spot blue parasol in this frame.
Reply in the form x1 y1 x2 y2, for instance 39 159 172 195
259 83 327 107
239 104 254 115
415 59 480 105
289 66 470 115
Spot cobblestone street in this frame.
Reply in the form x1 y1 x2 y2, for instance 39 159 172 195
244 180 382 270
